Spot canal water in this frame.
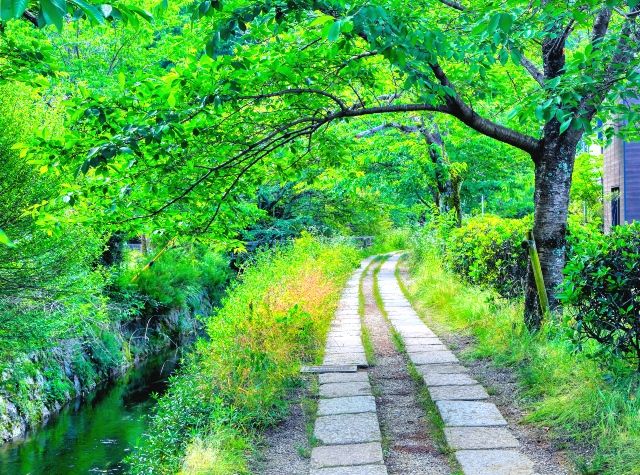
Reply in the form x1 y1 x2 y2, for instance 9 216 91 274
0 349 180 475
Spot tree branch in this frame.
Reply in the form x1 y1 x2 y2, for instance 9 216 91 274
435 0 465 11
428 62 540 155
519 55 545 86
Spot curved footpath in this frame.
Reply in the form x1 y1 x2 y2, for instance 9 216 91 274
307 254 535 475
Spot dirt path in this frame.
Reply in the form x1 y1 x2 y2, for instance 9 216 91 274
362 260 452 475
251 386 311 475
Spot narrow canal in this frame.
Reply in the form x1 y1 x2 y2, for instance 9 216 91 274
0 349 180 474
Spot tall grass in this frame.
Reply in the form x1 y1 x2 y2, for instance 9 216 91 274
403 247 640 475
129 235 360 474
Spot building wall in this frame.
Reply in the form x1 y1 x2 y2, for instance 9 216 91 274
603 136 623 232
623 141 640 224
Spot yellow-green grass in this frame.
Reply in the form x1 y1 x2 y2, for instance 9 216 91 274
400 250 640 475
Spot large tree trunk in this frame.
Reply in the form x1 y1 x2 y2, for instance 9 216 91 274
524 127 581 329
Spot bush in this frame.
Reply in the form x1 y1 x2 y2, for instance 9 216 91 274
129 235 360 473
560 223 640 369
445 215 531 298
117 245 231 311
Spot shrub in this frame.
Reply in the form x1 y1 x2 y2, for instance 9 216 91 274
117 245 231 311
560 223 640 369
129 235 360 473
445 215 531 298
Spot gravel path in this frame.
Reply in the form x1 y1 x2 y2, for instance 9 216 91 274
362 259 453 475
251 387 312 475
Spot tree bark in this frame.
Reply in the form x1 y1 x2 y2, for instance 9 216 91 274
524 126 581 329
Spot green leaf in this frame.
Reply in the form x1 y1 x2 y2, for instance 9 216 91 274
0 229 14 247
498 13 513 34
559 118 572 135
309 13 334 27
68 0 104 24
40 0 67 30
0 0 28 20
487 14 500 34
326 21 341 42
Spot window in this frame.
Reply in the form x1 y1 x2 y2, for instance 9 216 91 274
612 187 620 227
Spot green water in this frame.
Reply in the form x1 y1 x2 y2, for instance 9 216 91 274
0 350 179 475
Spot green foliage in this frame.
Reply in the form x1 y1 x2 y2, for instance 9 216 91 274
445 215 531 298
368 227 412 254
405 247 640 475
561 223 640 368
569 151 604 225
129 236 360 474
118 246 230 311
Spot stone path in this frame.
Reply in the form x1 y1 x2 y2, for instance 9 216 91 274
310 258 388 475
377 254 536 475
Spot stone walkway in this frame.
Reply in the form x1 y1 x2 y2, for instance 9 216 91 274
377 254 536 475
310 257 388 475
308 254 537 475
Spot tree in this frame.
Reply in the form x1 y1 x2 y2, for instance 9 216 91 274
356 118 463 224
183 0 640 328
24 0 640 329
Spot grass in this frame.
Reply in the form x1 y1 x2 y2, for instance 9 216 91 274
359 258 379 366
301 376 320 456
129 235 361 474
400 249 640 475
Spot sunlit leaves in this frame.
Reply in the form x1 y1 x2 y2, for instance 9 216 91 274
0 229 14 246
0 0 29 20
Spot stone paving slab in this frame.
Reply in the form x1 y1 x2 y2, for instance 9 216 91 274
406 344 449 353
319 380 373 399
327 338 364 349
319 371 369 384
318 396 376 416
323 354 368 367
302 365 358 374
436 401 507 427
396 329 437 339
326 335 361 341
455 449 534 475
314 413 382 445
310 464 388 475
310 442 384 469
402 336 443 345
324 347 366 355
444 427 520 450
414 363 468 375
422 372 479 387
326 335 362 342
330 324 361 330
429 384 489 401
408 351 459 365
403 338 443 347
